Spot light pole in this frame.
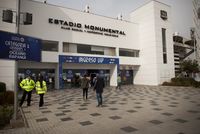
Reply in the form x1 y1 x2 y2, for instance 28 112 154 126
13 0 21 121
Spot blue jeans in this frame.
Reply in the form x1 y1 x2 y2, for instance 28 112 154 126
96 93 102 105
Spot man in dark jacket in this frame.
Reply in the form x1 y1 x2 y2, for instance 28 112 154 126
81 74 90 100
93 76 105 107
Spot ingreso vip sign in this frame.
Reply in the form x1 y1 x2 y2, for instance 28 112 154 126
0 31 41 62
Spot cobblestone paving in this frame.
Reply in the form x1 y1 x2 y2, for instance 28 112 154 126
1 85 200 134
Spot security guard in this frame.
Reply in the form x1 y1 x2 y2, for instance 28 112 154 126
19 75 35 107
35 76 47 107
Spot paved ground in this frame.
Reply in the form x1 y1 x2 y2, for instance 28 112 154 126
1 85 200 134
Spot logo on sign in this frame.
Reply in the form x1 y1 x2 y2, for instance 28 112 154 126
97 58 104 63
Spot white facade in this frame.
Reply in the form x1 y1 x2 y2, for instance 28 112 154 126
130 1 175 85
0 0 18 91
192 0 200 64
0 0 175 90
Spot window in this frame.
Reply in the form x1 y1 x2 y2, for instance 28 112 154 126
42 40 58 52
119 48 139 57
77 44 104 55
162 28 167 64
63 42 115 56
63 42 69 52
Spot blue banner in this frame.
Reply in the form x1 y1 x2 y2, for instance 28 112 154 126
0 31 41 61
59 55 119 64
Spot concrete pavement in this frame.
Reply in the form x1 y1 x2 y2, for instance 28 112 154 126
0 85 200 134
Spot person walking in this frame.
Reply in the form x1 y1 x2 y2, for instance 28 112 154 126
93 75 105 107
35 76 47 107
116 74 121 90
81 74 90 100
19 75 35 107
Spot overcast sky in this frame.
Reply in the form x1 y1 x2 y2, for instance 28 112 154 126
34 0 193 38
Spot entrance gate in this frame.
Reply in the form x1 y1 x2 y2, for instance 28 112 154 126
59 55 119 89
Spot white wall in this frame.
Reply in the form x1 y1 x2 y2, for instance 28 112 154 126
0 0 17 33
0 60 16 91
130 1 158 85
154 1 175 84
0 0 17 91
119 57 140 66
20 0 140 50
130 1 175 85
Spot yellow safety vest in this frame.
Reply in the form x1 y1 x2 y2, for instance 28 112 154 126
35 81 47 94
20 78 35 92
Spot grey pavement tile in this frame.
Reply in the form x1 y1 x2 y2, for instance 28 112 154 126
183 97 190 99
57 107 66 109
168 105 177 107
153 108 162 111
171 102 179 104
174 119 188 123
109 108 118 110
134 102 142 104
119 102 127 105
59 102 65 104
41 110 52 113
109 116 122 120
163 99 170 102
79 108 88 110
80 104 88 107
55 113 66 116
149 120 163 125
60 117 73 122
150 103 159 106
190 101 197 103
120 126 138 133
127 110 137 113
162 112 173 116
36 118 48 122
187 110 199 113
39 107 48 110
75 102 82 104
62 110 72 113
79 121 93 126
63 104 71 107
90 113 101 117
108 101 117 104
134 106 143 109
197 117 200 120
121 98 127 101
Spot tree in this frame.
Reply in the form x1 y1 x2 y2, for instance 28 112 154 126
180 60 199 77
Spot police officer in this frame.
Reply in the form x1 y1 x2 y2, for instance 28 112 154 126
19 75 35 107
35 76 47 107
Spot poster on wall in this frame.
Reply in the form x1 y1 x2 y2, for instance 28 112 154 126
0 30 41 62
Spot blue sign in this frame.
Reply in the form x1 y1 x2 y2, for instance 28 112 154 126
0 31 41 61
66 70 74 78
59 55 119 64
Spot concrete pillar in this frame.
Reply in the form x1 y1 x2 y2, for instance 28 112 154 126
55 63 59 89
110 64 117 86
